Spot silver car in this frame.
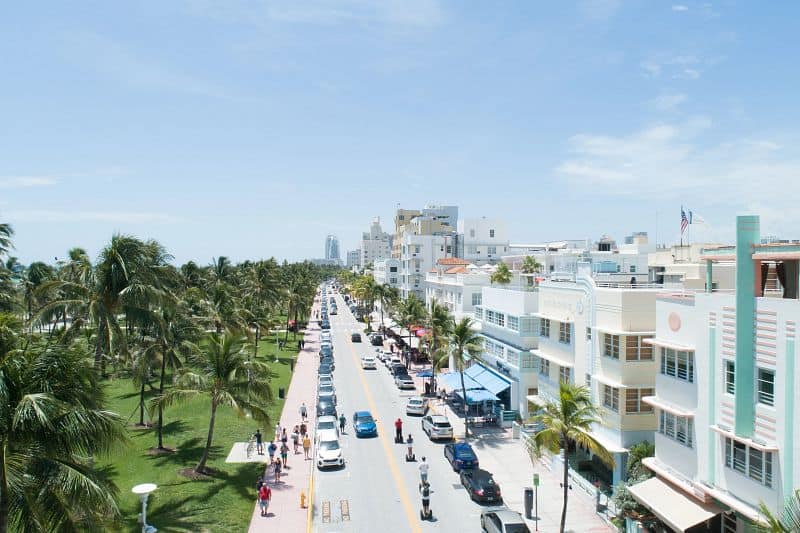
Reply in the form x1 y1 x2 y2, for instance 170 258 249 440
405 396 428 416
480 508 530 533
421 415 454 441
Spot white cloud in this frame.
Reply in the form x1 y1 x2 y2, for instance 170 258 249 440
0 177 58 189
672 5 689 11
5 210 184 224
641 54 710 80
650 92 688 112
579 0 622 20
555 121 800 232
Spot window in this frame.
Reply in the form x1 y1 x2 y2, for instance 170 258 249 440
485 338 504 360
521 352 536 369
630 265 636 273
626 336 653 361
506 349 520 366
507 315 520 331
586 327 592 341
625 388 654 413
474 307 483 320
757 368 775 406
559 366 571 383
539 359 550 378
603 334 620 359
585 374 592 387
724 360 735 395
724 438 772 487
390 266 398 272
488 246 497 255
467 245 477 254
470 229 475 238
472 293 482 306
490 229 495 238
559 322 571 344
540 318 551 338
602 385 619 412
659 411 694 447
660 348 695 383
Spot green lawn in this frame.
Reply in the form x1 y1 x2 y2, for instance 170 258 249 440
101 333 303 532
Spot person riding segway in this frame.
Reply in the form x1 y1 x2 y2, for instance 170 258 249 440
405 433 415 462
394 418 403 444
419 481 432 520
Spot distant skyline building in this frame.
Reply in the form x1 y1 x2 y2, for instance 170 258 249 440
325 234 340 263
361 217 392 268
346 249 361 269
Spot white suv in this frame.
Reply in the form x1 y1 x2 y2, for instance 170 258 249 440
361 355 377 369
316 436 344 469
421 414 454 441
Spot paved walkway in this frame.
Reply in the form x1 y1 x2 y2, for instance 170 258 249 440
248 300 321 533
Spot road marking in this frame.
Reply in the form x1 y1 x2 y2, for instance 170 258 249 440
322 500 331 523
346 334 423 533
340 499 350 521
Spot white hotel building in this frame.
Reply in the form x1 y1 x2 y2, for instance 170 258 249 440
628 215 800 533
424 258 493 321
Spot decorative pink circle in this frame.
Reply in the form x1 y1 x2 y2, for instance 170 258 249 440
668 312 681 332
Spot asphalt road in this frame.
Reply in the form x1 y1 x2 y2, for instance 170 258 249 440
311 293 491 533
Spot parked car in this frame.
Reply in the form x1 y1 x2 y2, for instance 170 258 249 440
318 375 333 387
316 398 337 417
316 415 339 442
421 415 454 441
388 356 402 368
370 334 384 346
321 332 332 342
444 441 479 471
395 374 416 390
321 321 331 330
361 355 377 369
318 363 333 375
318 387 337 405
351 333 362 342
460 469 502 503
480 508 530 533
319 357 335 370
390 363 407 376
329 307 337 315
352 411 378 437
405 396 428 416
316 436 345 469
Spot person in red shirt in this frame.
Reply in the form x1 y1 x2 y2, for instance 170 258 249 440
394 418 403 442
258 484 272 517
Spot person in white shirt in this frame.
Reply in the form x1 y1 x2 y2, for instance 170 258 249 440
418 456 429 486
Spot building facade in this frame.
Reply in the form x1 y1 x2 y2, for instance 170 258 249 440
533 265 662 485
346 249 361 269
457 218 509 265
398 233 450 300
424 258 492 321
629 215 800 532
473 286 540 418
373 258 401 289
361 217 392 268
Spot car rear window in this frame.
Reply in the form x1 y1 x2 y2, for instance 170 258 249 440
505 524 530 533
434 422 451 428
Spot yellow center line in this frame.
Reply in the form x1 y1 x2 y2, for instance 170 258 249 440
346 332 423 533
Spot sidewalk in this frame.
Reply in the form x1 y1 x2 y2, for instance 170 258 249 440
248 307 320 533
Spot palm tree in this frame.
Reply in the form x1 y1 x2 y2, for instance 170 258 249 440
490 262 512 286
0 313 127 532
0 223 16 313
520 256 542 286
426 299 452 391
397 295 426 364
527 382 613 533
155 330 273 473
759 491 800 532
434 317 483 439
375 283 399 332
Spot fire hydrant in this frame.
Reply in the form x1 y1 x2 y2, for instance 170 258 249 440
300 490 307 508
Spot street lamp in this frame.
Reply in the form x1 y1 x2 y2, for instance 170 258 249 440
131 483 158 533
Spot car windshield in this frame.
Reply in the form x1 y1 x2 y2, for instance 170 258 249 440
505 524 530 533
319 441 340 451
409 400 423 406
356 416 374 425
457 449 476 460
318 421 336 430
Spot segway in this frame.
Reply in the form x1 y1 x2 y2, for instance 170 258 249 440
405 448 416 462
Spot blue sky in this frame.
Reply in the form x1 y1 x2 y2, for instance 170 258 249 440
2 1 799 264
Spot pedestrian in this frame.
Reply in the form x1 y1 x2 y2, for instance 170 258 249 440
339 413 346 434
303 434 312 459
300 422 307 438
292 426 300 454
267 441 277 464
255 429 263 455
280 428 288 446
298 340 302 351
280 441 289 468
256 475 264 492
274 423 281 440
273 457 282 483
300 402 308 422
258 483 272 517
406 433 414 459
394 418 403 442
420 481 431 517
418 456 429 486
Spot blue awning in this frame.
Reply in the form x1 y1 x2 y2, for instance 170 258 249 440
438 372 482 391
465 364 512 395
454 388 500 405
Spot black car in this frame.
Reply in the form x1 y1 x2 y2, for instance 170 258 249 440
351 333 362 342
460 469 502 503
370 334 384 346
390 364 407 376
316 398 337 417
318 363 333 375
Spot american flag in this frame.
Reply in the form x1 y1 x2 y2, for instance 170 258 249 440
681 207 689 234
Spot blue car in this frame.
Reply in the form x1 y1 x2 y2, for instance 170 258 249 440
352 411 378 438
444 441 479 471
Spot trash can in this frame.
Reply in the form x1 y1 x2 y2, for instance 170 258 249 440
278 388 285 399
524 487 534 519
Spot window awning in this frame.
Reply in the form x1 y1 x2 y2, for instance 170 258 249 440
642 396 694 417
628 477 724 532
526 395 548 407
643 338 695 352
594 326 655 336
438 372 483 391
454 388 499 405
533 312 573 323
531 349 574 368
465 363 512 395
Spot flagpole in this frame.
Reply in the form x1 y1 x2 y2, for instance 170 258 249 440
680 205 683 248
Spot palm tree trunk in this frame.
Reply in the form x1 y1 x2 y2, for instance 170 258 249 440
157 350 167 449
138 380 146 426
460 370 469 440
196 399 218 473
0 443 9 533
94 320 105 372
283 306 291 344
560 441 569 533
